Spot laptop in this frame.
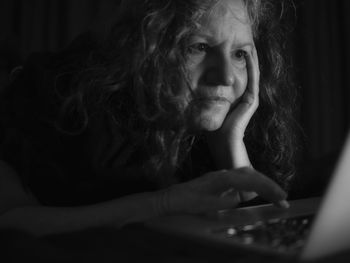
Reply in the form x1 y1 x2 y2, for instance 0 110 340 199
145 131 350 261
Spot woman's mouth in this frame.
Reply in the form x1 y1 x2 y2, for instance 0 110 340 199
195 96 233 104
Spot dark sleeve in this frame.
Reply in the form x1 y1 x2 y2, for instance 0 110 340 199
0 53 80 205
80 112 160 202
0 53 57 169
0 54 159 206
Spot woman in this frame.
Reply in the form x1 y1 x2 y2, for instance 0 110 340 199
0 0 296 236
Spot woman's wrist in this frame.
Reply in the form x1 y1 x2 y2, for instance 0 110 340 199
208 137 252 170
228 139 252 168
152 188 172 217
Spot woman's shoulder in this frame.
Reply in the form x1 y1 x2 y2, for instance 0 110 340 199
1 32 101 133
0 33 162 205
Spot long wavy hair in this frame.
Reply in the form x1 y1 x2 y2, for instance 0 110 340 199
54 0 298 189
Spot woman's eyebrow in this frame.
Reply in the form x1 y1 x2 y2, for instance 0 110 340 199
189 32 215 40
189 32 254 50
234 42 254 49
190 31 253 43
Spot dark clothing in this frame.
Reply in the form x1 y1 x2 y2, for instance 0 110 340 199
0 53 151 206
0 37 214 207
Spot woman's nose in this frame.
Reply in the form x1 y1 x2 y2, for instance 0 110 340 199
204 54 235 86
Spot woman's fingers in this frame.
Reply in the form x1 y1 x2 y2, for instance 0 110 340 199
197 167 287 207
220 167 288 207
220 47 260 137
167 167 289 215
232 46 259 118
166 179 241 214
244 46 259 105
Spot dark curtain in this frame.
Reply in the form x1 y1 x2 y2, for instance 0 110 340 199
0 0 111 88
1 0 350 174
295 0 350 161
0 0 101 57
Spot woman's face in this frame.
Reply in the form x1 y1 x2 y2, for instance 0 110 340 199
184 0 254 131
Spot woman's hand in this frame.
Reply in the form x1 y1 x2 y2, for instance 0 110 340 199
156 167 289 216
207 46 259 169
219 46 260 142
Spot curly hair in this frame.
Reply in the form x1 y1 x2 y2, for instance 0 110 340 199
245 0 299 189
54 0 298 189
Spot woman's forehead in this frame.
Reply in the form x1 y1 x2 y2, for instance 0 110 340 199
203 0 249 23
196 0 250 29
193 0 252 40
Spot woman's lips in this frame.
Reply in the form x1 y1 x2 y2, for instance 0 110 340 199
195 96 233 104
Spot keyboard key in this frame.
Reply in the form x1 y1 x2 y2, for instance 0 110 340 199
212 214 314 252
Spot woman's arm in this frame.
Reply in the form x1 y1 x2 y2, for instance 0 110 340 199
0 160 164 236
0 159 288 237
206 47 265 202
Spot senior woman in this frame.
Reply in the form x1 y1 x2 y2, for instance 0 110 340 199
0 0 296 236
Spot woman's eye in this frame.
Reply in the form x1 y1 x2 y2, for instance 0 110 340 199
233 50 247 60
188 43 209 54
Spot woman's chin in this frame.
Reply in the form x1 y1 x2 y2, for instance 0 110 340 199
189 101 231 132
192 112 228 131
199 120 223 131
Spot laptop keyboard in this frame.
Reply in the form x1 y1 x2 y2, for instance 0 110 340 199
213 214 314 252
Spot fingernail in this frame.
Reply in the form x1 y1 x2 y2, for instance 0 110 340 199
277 200 290 209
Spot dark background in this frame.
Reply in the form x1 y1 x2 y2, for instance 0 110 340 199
1 0 350 197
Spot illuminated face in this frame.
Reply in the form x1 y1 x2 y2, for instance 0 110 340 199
185 0 254 131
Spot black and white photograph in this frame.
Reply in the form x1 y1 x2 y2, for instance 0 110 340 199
1 0 350 262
